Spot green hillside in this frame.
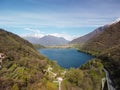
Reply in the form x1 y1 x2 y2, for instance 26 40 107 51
0 29 50 90
0 29 106 90
81 21 120 89
62 59 105 90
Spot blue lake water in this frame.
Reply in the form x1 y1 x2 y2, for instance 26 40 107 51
38 48 93 68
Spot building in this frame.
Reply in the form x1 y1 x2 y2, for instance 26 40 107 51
0 53 5 68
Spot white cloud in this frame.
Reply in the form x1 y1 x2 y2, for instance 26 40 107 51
22 33 44 38
22 28 77 40
24 28 41 33
22 28 44 38
0 12 119 28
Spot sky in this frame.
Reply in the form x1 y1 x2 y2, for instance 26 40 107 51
0 0 120 40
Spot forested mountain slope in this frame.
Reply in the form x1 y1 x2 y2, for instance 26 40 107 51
81 21 120 90
0 29 49 90
70 25 107 44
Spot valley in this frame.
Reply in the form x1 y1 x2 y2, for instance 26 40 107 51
29 19 120 90
0 29 105 90
1 18 120 90
0 14 120 90
0 0 120 90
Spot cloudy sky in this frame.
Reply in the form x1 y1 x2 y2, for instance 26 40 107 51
0 0 120 40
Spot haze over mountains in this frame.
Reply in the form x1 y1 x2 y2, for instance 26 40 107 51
23 35 69 46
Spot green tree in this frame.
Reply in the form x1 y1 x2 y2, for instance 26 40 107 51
66 68 83 86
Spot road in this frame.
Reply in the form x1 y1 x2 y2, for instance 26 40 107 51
53 77 63 90
103 68 115 90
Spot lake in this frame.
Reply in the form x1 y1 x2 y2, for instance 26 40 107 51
38 48 93 68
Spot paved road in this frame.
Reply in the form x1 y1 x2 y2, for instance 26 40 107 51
103 68 115 90
102 78 106 90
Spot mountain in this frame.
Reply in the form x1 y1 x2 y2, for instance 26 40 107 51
23 35 69 46
81 20 120 90
69 25 108 44
38 35 69 46
23 36 40 44
0 29 49 90
108 18 120 25
82 20 120 55
70 18 120 45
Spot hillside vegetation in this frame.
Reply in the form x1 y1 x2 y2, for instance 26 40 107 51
69 25 107 45
62 59 105 90
0 29 106 90
81 21 120 90
0 29 54 90
33 44 45 49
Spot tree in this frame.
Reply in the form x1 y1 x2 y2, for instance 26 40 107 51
66 68 83 86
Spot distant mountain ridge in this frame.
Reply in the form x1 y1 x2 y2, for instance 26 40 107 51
23 35 69 46
70 25 108 44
